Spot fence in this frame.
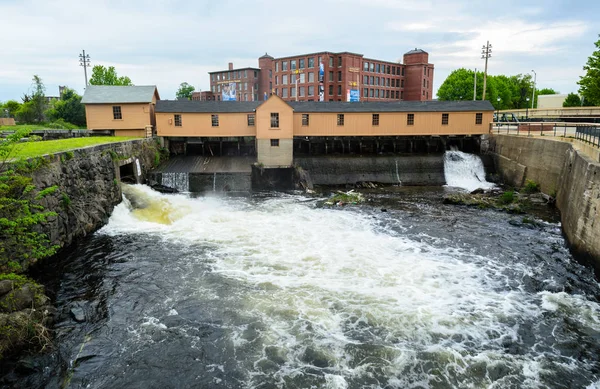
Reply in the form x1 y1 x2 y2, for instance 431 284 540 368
490 122 600 147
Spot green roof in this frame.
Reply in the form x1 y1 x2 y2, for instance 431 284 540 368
81 85 159 104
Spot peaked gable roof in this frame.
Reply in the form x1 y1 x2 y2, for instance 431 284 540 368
156 100 261 113
82 85 159 104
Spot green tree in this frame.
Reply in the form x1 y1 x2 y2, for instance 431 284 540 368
437 68 478 101
176 82 195 100
1 100 21 118
563 93 582 107
578 34 600 106
45 88 86 127
15 101 37 123
30 75 46 122
89 65 133 86
0 129 58 273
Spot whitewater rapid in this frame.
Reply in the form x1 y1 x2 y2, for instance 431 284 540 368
80 185 600 388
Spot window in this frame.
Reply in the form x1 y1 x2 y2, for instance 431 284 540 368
328 71 333 82
424 66 427 75
299 86 305 97
302 114 309 126
211 74 215 81
308 86 314 96
401 91 404 99
402 67 405 76
329 85 333 95
395 91 399 99
401 79 404 88
337 114 344 126
227 73 230 80
387 78 390 87
299 73 306 83
407 113 414 125
271 113 279 128
282 61 288 71
364 75 369 85
309 72 315 83
112 106 122 120
211 114 219 127
370 63 374 72
375 77 379 86
338 56 342 67
291 87 296 97
370 89 374 97
476 113 483 125
423 90 425 96
375 89 379 98
276 62 279 72
370 76 374 85
363 89 368 98
329 57 333 67
282 88 288 98
376 64 380 73
386 90 390 98
244 82 248 91
254 70 258 78
299 58 305 69
291 74 296 84
244 93 248 101
275 76 278 85
291 60 296 70
387 65 391 74
364 61 369 71
173 114 182 127
337 85 342 95
269 81 272 91
442 113 449 125
392 67 396 75
423 79 426 87
337 72 342 82
308 57 314 68
247 114 255 126
275 88 278 96
372 114 379 126
271 139 279 147
282 75 288 85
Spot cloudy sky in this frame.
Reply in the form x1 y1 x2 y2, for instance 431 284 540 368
0 0 597 102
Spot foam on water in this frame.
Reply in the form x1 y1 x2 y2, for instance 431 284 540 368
444 150 496 192
98 185 600 387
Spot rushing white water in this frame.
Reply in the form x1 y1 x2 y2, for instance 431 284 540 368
444 150 496 192
161 172 189 192
94 185 600 388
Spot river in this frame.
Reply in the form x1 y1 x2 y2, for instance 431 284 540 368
5 152 600 389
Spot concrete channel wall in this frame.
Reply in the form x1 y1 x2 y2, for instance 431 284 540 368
489 135 600 264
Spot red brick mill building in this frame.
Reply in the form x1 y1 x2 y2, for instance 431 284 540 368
192 48 433 103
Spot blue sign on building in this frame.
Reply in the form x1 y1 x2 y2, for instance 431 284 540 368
349 89 360 102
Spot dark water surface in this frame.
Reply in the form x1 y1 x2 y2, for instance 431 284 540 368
5 186 600 389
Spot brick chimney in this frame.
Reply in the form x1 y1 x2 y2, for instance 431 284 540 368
228 62 234 70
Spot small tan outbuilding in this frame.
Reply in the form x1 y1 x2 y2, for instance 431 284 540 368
82 85 160 137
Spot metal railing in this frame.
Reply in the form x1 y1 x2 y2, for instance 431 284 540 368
490 122 600 148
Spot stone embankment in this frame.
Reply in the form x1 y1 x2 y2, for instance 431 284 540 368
488 135 600 266
1 138 164 362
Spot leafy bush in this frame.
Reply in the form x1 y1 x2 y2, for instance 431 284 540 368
45 119 80 130
522 179 540 193
498 191 515 204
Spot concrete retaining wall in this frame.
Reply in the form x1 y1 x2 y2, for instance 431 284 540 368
489 135 600 265
295 155 445 186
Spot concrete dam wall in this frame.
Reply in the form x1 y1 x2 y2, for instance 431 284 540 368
295 155 447 186
489 135 600 266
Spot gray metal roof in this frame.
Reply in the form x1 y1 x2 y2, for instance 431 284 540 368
156 100 261 113
81 85 158 104
405 48 428 55
155 99 494 114
288 100 494 113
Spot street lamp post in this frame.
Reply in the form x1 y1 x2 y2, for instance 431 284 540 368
526 97 530 119
531 70 536 109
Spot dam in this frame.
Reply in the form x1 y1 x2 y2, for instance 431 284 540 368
8 150 599 389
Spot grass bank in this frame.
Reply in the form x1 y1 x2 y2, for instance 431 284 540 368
10 137 141 159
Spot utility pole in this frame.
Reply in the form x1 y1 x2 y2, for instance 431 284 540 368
531 69 536 109
79 50 91 86
473 68 477 100
481 41 492 100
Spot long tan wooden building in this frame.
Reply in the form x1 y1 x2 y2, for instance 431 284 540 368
155 95 494 167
